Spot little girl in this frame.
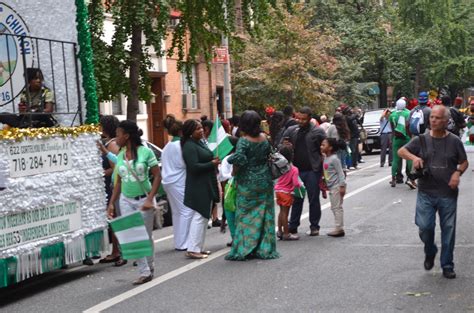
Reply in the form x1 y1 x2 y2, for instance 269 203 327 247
321 138 346 237
275 145 302 241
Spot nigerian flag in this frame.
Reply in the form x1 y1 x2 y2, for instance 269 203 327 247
109 211 153 260
207 116 233 160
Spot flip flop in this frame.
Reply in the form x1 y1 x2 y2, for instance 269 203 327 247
185 252 208 259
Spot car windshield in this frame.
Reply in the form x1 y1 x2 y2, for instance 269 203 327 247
363 111 383 125
144 141 162 160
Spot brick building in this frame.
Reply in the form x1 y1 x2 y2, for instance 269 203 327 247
99 10 230 147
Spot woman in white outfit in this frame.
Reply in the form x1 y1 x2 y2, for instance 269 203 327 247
161 115 194 251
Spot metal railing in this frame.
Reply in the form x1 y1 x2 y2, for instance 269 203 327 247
0 33 83 126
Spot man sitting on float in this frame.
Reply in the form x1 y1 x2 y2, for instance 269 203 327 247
0 68 57 128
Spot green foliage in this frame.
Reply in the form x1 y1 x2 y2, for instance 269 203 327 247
232 4 338 114
88 0 285 120
88 0 110 102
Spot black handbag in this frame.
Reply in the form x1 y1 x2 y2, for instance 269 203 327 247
268 148 291 180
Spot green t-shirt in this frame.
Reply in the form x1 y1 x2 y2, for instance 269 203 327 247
116 146 159 198
390 109 410 139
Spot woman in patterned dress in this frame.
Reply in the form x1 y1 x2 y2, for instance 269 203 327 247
226 110 279 261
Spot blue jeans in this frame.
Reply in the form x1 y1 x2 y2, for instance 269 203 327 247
415 191 457 269
289 170 322 231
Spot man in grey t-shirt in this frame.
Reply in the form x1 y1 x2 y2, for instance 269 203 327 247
398 105 468 279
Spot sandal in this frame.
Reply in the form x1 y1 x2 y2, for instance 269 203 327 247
200 250 212 255
185 252 208 259
276 231 283 240
282 234 300 241
114 258 128 267
99 255 120 263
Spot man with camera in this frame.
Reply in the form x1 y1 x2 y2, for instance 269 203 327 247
398 105 468 279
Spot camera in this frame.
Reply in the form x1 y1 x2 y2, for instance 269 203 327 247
410 166 430 180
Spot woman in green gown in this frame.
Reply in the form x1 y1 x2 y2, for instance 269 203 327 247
226 110 279 261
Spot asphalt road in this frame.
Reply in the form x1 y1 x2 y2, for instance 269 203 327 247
1 151 473 313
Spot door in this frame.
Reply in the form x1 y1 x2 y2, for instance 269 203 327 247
216 86 224 116
147 77 166 148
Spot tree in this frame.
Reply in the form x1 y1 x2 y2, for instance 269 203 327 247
398 0 474 97
88 0 287 121
232 4 338 114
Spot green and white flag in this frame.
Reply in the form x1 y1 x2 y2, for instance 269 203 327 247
109 211 153 260
293 177 306 199
208 116 233 160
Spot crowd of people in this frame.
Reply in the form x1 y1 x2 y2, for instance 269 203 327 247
95 94 472 284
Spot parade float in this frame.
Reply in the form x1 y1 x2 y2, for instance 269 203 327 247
0 1 107 287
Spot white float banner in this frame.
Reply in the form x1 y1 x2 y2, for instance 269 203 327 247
7 138 72 177
0 201 82 249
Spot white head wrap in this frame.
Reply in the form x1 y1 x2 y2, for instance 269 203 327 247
396 99 406 111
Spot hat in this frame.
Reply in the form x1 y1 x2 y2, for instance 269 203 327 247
418 91 429 104
454 97 463 105
265 106 275 116
338 103 350 114
396 98 406 110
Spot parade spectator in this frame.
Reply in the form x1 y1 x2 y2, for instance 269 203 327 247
407 98 418 111
469 100 474 145
340 104 360 169
379 108 393 167
226 110 279 260
217 136 238 245
181 119 220 259
282 105 298 130
409 91 432 135
230 114 240 137
201 119 221 227
321 138 346 237
441 95 466 137
161 115 194 251
398 105 469 279
107 120 161 285
354 107 366 164
453 96 463 109
389 98 416 189
269 111 285 148
280 107 326 236
220 113 231 133
201 119 213 145
275 145 302 241
327 113 350 171
319 115 331 133
97 115 125 266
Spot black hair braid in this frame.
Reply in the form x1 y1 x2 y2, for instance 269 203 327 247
118 120 143 165
180 119 200 148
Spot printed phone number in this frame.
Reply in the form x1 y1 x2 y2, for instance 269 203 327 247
12 153 69 172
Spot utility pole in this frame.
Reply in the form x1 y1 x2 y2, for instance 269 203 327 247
222 2 232 119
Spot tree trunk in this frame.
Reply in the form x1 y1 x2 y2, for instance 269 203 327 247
127 25 142 122
414 63 422 96
379 80 388 108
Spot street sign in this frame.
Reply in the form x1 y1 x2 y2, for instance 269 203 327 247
212 47 229 64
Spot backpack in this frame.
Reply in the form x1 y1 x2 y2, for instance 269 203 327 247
409 108 424 136
447 107 465 135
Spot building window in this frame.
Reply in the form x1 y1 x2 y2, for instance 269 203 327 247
181 66 198 110
112 96 123 115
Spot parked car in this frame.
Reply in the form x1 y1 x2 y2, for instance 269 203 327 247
361 109 385 153
143 140 173 228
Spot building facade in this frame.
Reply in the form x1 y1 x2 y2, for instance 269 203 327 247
99 12 229 148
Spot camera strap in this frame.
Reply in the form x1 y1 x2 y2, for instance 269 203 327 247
419 134 427 161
